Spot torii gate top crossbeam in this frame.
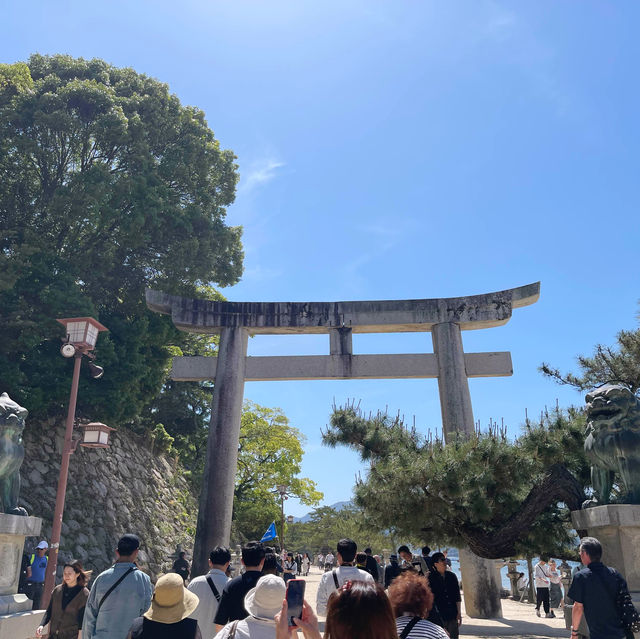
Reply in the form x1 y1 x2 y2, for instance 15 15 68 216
145 282 539 335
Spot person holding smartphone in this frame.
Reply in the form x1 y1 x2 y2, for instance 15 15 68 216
214 575 285 639
276 580 397 639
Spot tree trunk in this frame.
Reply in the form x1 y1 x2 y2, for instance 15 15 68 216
456 464 584 558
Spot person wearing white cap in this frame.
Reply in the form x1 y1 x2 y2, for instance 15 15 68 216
26 540 49 609
126 573 201 639
214 575 285 639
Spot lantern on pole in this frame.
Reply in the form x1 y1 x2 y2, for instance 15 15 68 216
57 317 108 354
42 317 109 610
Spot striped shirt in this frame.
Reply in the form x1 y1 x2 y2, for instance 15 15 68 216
395 616 449 639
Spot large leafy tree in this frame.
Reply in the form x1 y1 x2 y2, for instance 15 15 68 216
323 404 590 559
143 395 323 542
0 55 242 422
231 402 323 542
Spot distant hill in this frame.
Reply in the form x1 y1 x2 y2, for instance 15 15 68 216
294 500 352 523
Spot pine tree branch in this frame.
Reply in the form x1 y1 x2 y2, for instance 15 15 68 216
452 464 583 558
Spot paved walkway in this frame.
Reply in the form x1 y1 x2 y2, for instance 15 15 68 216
299 566 568 638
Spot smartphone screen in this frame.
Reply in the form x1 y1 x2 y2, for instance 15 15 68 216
286 579 305 626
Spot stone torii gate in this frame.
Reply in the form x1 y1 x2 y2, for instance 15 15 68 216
146 282 540 617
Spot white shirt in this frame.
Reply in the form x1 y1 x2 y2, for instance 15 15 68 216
324 553 334 565
316 565 374 616
188 568 230 639
534 562 551 588
214 616 276 639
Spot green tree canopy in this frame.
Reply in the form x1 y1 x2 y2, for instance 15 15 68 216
231 401 323 542
323 404 590 559
0 55 242 422
285 504 412 556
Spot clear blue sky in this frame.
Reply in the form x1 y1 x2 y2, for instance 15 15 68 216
4 1 639 517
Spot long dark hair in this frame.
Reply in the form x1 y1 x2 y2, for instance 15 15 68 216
325 580 396 639
64 560 92 587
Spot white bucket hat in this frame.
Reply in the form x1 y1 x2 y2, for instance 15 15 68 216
244 574 286 619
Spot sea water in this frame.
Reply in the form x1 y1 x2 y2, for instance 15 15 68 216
446 555 581 590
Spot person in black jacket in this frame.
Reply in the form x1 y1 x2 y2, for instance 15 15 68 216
363 548 380 582
428 552 462 639
214 541 265 630
568 536 627 639
384 554 402 588
172 552 190 584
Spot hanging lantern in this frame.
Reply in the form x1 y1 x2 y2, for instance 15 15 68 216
79 422 115 448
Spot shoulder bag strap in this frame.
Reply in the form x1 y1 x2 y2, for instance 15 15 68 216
228 620 238 639
332 569 340 590
206 575 221 602
97 567 136 612
399 616 421 639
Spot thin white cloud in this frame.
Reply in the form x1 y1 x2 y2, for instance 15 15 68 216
239 158 285 194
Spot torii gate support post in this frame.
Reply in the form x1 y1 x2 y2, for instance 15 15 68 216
192 327 248 574
433 322 504 619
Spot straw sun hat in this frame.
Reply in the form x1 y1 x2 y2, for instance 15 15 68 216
144 573 199 624
244 575 286 619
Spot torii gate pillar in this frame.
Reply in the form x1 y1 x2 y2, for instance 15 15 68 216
192 327 248 574
432 322 475 437
433 321 504 617
147 282 539 619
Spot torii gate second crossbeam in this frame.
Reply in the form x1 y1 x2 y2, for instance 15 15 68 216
146 282 540 612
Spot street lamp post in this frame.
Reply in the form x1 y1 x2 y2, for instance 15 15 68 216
286 514 294 551
277 484 288 552
42 317 109 609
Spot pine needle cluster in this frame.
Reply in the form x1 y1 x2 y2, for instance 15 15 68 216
324 404 589 559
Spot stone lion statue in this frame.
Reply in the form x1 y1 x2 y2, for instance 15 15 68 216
0 392 28 515
583 383 640 507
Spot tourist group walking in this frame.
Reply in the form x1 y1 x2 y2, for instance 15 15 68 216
30 532 637 639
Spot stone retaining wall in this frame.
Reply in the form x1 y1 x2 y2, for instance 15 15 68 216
19 419 197 581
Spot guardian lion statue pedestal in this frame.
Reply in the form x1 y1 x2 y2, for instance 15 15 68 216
569 384 640 635
0 393 44 638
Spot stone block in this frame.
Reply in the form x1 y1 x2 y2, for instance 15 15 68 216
0 515 42 597
459 548 503 618
572 505 640 591
0 516 41 538
0 594 32 615
0 610 42 639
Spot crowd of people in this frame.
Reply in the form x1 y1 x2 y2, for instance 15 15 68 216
29 535 462 639
27 532 633 639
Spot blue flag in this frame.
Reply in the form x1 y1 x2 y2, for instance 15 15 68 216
260 521 277 542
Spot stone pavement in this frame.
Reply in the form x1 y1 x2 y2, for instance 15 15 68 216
299 566 568 638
